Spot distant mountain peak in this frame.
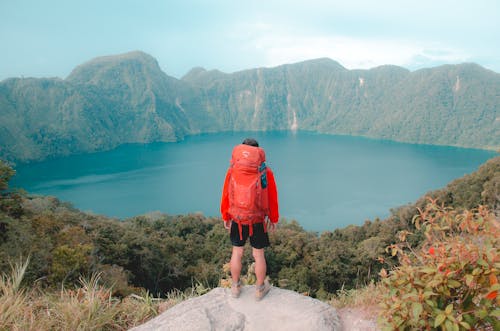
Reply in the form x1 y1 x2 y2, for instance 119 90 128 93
286 57 346 70
181 67 207 80
66 51 163 84
76 50 157 67
181 67 227 83
185 66 207 75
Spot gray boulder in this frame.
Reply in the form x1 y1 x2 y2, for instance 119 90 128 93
130 286 341 331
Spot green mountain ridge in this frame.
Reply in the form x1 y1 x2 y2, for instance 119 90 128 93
0 51 499 163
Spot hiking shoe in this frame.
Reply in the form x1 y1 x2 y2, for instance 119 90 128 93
231 281 241 298
255 280 271 301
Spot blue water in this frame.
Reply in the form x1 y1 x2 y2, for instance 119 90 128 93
11 132 497 232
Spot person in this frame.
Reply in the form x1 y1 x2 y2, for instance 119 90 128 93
220 138 279 300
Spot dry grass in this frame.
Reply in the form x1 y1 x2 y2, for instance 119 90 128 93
0 258 201 330
0 257 30 330
329 281 383 310
328 281 383 329
2 258 387 330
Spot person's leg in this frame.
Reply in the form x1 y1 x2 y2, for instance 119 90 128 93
249 222 271 300
229 222 248 284
230 246 244 283
252 248 266 286
252 247 271 300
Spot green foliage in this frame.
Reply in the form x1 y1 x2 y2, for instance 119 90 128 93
50 244 93 285
0 155 498 304
379 201 500 330
0 160 15 191
431 156 500 215
0 160 23 218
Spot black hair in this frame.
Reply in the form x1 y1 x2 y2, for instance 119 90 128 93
242 138 259 147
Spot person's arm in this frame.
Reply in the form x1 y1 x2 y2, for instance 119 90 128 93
220 169 232 228
266 168 279 223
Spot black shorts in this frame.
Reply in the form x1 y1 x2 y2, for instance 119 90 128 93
230 221 270 249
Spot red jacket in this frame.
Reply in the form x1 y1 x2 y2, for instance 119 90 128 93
220 167 279 224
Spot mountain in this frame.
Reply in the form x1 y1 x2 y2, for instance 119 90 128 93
0 52 194 162
183 59 499 147
0 51 499 162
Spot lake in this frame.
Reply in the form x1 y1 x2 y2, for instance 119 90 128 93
11 131 497 232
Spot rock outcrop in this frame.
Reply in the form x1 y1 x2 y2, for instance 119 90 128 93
130 286 342 331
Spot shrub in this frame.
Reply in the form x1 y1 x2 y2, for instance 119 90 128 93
50 244 93 285
379 199 499 330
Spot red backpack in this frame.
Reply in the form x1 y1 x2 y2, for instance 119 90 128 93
228 144 269 230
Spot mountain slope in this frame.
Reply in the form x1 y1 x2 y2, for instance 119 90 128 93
66 51 195 143
0 52 498 162
182 60 499 148
0 52 193 161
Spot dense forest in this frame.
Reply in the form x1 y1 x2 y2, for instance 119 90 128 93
1 51 499 163
1 156 498 299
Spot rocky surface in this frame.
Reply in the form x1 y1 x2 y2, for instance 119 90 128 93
130 286 342 331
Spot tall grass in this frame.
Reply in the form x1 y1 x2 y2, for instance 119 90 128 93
49 273 121 330
0 258 202 330
0 257 30 330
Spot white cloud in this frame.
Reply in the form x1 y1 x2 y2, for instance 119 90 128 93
232 21 471 71
251 34 470 70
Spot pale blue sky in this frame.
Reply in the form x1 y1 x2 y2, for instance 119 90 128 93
1 0 499 80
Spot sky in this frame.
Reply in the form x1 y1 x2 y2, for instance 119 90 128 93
1 0 499 81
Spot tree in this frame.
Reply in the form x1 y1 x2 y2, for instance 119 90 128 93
0 160 15 192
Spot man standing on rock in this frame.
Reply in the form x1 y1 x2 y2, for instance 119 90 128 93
221 138 279 300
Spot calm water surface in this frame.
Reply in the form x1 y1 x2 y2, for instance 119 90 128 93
12 132 497 232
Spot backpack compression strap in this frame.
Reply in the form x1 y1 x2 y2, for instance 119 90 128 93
234 217 268 241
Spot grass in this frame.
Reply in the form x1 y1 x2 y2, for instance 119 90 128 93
0 257 30 330
2 257 384 330
328 281 383 309
328 280 383 326
0 258 202 331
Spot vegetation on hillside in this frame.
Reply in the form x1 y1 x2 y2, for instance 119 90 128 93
0 258 209 330
1 156 498 329
1 157 498 294
1 51 498 162
379 202 499 330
